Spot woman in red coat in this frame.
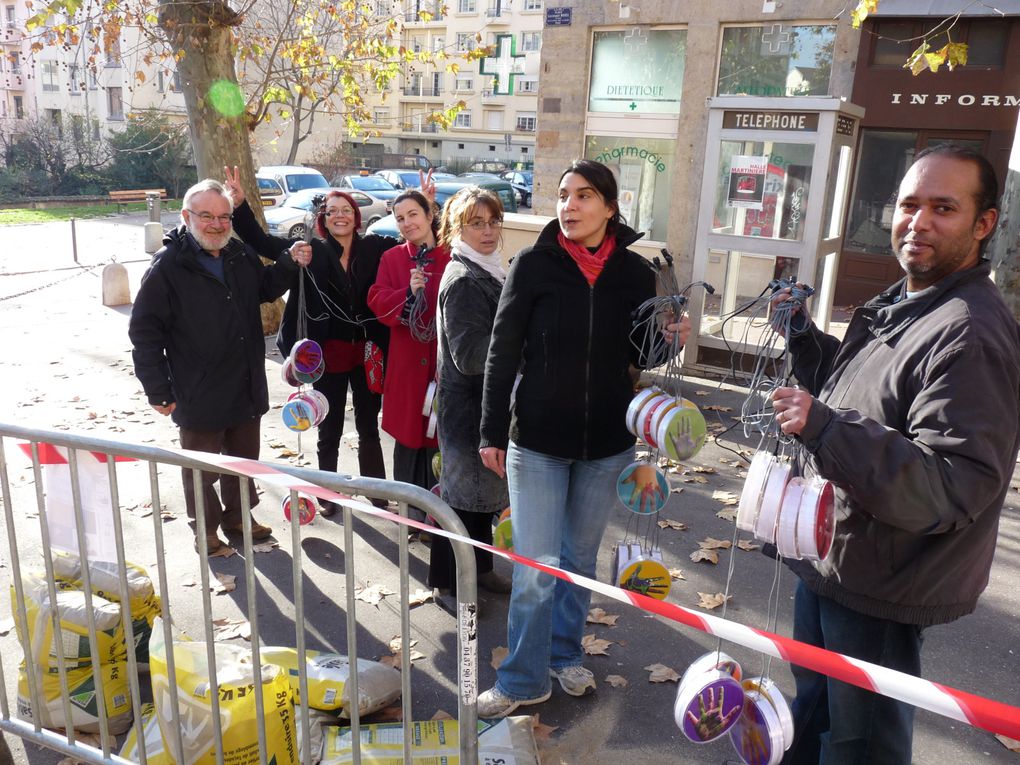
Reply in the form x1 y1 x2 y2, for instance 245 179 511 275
367 190 451 519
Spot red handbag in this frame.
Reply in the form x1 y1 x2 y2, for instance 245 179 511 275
364 341 385 394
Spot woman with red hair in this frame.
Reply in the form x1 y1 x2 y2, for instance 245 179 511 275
225 169 403 512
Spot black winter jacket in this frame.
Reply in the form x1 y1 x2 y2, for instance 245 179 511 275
129 227 297 431
231 200 397 357
789 261 1020 626
480 219 658 460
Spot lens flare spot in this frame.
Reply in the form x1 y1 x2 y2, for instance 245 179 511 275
208 80 245 118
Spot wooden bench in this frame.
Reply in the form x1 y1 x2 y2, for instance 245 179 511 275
109 188 167 213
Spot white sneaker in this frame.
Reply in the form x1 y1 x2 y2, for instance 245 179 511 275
477 686 551 718
550 665 596 697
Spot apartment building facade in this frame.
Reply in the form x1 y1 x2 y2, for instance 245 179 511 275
0 3 186 147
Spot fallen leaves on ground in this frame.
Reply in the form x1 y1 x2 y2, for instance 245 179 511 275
388 636 418 653
605 674 628 688
644 663 680 683
276 449 298 458
995 734 1020 752
212 572 236 594
736 539 760 551
586 607 619 626
252 541 279 553
682 475 709 484
531 715 558 743
657 518 688 531
699 537 732 550
669 568 685 580
692 465 717 474
690 548 719 564
711 490 739 505
669 486 684 494
212 618 250 641
581 634 613 656
694 390 710 397
180 577 197 588
209 544 235 559
717 507 738 522
408 587 434 606
697 592 731 610
354 583 395 606
490 646 509 670
704 405 733 412
431 709 454 721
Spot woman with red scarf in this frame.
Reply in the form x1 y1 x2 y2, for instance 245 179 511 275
476 159 690 717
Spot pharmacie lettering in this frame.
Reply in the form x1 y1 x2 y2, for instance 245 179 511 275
731 112 808 130
890 93 1020 107
593 145 668 173
605 84 666 97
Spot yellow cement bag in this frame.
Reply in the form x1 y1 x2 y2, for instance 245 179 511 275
13 572 126 669
17 657 133 734
120 703 172 765
321 717 540 765
51 553 162 663
149 618 298 765
260 647 401 717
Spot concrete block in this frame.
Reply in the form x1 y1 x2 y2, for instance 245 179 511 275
144 222 164 254
102 262 131 307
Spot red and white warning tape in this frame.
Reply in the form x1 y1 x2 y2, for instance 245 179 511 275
18 442 1020 741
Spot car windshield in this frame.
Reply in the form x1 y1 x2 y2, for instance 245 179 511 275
520 172 533 184
286 173 329 192
352 177 395 191
397 173 419 185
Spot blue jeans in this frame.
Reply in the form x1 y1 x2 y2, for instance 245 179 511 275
495 442 635 700
781 580 924 765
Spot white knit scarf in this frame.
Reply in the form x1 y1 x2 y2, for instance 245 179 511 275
451 236 507 284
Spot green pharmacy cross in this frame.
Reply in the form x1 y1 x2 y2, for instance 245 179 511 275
480 33 526 95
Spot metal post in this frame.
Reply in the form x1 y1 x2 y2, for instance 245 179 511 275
71 218 78 264
146 192 161 222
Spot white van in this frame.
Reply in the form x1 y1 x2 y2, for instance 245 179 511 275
255 165 329 205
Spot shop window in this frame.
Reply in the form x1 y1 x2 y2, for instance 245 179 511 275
966 20 1008 67
584 135 676 242
871 19 1007 68
871 21 914 67
717 24 835 97
588 27 686 114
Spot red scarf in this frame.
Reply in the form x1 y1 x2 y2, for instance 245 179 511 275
557 232 616 287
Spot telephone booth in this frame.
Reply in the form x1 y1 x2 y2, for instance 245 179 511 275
684 97 864 372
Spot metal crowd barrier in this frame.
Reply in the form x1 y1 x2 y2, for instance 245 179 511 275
0 423 479 765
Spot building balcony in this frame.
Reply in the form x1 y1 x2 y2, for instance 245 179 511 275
485 4 510 22
400 121 440 134
402 85 443 97
481 89 506 103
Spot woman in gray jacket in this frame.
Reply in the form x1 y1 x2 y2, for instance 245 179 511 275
431 187 513 611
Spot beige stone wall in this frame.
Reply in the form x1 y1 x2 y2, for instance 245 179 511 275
533 1 861 287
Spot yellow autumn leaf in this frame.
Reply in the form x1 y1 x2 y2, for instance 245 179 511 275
943 41 968 70
850 0 879 29
134 70 146 83
697 591 732 610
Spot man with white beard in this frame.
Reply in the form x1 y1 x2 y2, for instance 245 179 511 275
130 179 311 554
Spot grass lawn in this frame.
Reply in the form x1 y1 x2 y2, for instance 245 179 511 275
0 202 179 225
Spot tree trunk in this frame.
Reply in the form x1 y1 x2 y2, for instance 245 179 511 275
157 0 284 335
989 111 1020 323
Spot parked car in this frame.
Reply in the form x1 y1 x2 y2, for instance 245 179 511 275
332 174 403 205
255 165 329 204
365 177 518 239
467 160 510 174
257 176 285 207
263 188 389 239
501 170 533 207
374 169 423 190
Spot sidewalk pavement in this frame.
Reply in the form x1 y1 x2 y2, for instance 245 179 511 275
0 215 1017 765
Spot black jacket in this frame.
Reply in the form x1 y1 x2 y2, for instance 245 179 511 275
129 226 297 431
231 200 397 357
480 219 658 460
789 261 1020 626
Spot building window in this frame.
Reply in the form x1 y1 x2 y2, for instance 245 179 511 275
518 78 538 93
521 32 541 52
374 0 389 15
107 86 124 120
515 112 536 131
457 0 475 12
105 38 121 67
41 60 59 92
454 111 472 128
5 5 14 28
589 28 687 115
455 77 474 91
585 135 678 242
13 94 23 118
9 56 20 75
456 33 475 52
373 108 389 123
524 0 542 9
69 63 81 93
432 36 445 53
717 24 835 97
871 19 1006 69
485 109 503 130
87 68 97 89
46 108 62 137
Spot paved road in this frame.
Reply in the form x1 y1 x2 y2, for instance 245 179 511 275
0 215 1017 765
